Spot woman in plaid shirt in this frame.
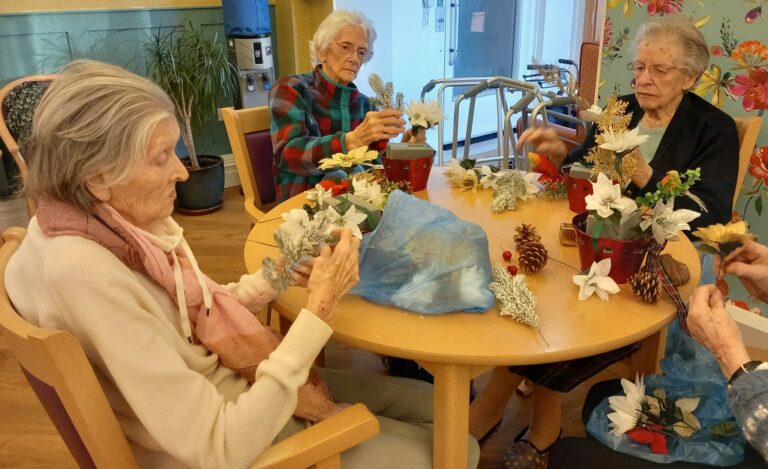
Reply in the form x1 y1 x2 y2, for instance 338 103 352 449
268 10 405 202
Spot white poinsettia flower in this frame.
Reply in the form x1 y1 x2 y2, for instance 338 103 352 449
518 171 542 201
326 205 367 239
446 163 479 192
353 178 386 208
405 99 444 129
280 208 309 241
444 158 465 178
572 258 620 301
606 375 645 436
599 127 650 154
305 184 334 208
318 146 378 170
673 397 702 438
639 199 701 244
479 166 501 189
585 172 638 219
580 104 604 122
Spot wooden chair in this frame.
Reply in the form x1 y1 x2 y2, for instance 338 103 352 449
0 227 378 468
222 106 278 224
734 115 763 210
0 75 56 216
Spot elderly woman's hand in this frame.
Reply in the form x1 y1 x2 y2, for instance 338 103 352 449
305 229 361 323
718 240 768 303
345 110 406 149
516 127 568 167
290 257 315 288
623 148 653 189
687 285 750 377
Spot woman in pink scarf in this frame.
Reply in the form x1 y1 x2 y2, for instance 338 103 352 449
5 60 477 469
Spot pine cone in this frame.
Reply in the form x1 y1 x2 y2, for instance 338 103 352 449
518 241 548 273
659 254 690 286
514 224 541 251
629 271 660 303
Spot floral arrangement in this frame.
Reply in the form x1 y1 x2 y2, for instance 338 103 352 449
443 158 540 213
404 99 443 142
573 258 621 301
608 375 702 455
368 73 404 111
318 146 378 174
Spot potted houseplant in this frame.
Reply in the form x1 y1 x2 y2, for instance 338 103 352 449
144 23 238 214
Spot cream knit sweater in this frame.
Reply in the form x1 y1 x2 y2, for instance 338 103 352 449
6 218 332 469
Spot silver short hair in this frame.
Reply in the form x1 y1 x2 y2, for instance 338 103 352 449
309 9 377 67
26 59 175 212
633 15 709 75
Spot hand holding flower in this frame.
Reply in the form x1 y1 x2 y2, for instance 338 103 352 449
719 239 768 303
306 229 361 323
344 110 405 149
622 148 654 189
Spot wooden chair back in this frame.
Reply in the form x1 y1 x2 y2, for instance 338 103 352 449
221 106 277 223
0 229 378 468
734 116 763 210
0 227 139 468
0 75 56 216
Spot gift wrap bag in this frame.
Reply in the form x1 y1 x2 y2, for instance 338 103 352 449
351 190 495 314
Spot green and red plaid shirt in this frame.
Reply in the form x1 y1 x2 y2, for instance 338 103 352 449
269 66 373 202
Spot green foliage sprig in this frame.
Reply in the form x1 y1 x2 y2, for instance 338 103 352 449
635 168 702 207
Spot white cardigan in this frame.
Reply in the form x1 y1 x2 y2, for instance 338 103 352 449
6 218 332 469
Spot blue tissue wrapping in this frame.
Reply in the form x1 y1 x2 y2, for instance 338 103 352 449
585 319 745 466
351 190 495 314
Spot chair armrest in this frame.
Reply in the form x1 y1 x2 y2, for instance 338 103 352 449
250 403 379 469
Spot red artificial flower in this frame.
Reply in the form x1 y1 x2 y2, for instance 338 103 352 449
749 146 768 183
638 0 684 15
730 69 768 111
626 425 670 454
604 18 614 46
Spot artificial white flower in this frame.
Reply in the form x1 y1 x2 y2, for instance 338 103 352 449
318 146 378 171
599 127 650 154
639 198 701 244
673 397 702 438
444 158 465 178
445 161 479 192
305 184 334 208
607 375 646 437
326 205 368 239
585 172 638 219
518 171 542 201
280 208 309 241
572 258 621 301
479 166 501 189
352 178 386 208
580 104 604 122
405 99 444 129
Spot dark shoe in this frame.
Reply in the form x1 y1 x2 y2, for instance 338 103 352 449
382 356 434 383
498 427 559 469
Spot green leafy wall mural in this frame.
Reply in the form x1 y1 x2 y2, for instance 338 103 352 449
599 0 768 303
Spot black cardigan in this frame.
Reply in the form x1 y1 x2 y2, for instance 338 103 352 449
566 92 739 231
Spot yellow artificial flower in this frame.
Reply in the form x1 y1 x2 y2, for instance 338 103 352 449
692 220 754 251
693 64 734 108
318 146 378 171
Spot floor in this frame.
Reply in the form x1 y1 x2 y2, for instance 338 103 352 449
0 186 619 468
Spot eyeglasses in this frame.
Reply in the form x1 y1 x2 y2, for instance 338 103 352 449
330 41 372 61
629 62 682 78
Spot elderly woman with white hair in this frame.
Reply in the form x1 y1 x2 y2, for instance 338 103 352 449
472 15 739 469
6 60 480 469
269 9 405 202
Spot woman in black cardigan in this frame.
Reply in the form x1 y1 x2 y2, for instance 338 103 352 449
472 15 739 469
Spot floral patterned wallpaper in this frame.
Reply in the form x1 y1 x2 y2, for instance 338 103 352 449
599 1 768 294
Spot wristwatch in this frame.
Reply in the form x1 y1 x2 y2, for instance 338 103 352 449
727 360 768 388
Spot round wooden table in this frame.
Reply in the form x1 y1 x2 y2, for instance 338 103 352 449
244 167 701 469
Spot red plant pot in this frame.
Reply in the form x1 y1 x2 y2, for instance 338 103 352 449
572 212 651 284
562 165 593 214
382 156 433 192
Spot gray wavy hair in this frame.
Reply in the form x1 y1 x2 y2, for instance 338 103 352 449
633 15 709 76
309 10 377 67
26 59 175 212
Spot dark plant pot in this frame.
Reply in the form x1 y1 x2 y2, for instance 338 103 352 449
175 155 225 215
573 212 651 284
382 156 433 192
562 165 593 214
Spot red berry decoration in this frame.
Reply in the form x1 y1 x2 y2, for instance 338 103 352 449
506 265 518 276
502 250 513 262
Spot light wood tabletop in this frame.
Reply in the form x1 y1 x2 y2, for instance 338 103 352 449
244 167 701 469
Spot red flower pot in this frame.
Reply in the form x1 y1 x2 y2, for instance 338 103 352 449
562 165 593 213
382 156 433 192
572 212 651 284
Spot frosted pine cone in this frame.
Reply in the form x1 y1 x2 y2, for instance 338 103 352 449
514 224 541 251
629 271 660 303
518 241 548 273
